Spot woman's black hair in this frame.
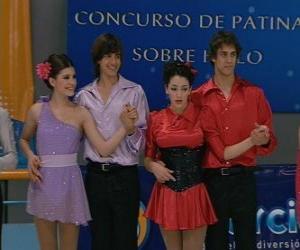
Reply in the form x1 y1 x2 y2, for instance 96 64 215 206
41 54 74 89
163 61 196 86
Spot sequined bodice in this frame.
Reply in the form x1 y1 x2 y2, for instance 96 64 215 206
36 102 81 156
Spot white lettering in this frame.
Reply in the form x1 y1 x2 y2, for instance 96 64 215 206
232 15 242 29
132 48 196 62
75 11 88 25
89 11 105 25
176 14 191 28
199 15 213 28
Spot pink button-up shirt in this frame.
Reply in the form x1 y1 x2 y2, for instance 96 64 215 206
75 75 149 166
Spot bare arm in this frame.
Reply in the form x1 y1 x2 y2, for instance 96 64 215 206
223 137 254 160
19 103 42 182
224 124 270 160
80 107 132 157
144 157 175 183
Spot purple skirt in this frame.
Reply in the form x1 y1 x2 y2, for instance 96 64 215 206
27 163 91 226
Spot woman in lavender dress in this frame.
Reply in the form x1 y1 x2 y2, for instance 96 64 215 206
20 54 137 250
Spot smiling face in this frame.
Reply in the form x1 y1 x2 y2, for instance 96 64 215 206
212 44 237 78
98 52 121 79
49 67 76 97
165 75 191 114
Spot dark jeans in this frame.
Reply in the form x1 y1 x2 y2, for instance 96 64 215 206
85 164 140 250
204 169 257 250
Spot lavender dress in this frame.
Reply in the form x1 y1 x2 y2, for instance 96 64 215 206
27 102 91 225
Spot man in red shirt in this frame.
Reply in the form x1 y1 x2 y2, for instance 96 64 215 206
192 31 277 250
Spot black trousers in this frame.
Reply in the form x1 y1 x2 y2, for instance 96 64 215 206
204 170 257 250
85 164 140 250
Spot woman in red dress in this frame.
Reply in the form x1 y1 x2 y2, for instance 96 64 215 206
144 62 217 250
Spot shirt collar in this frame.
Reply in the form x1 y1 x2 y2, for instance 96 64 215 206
201 75 249 96
166 102 196 123
82 74 136 94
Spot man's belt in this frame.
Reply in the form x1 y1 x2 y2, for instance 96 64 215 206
204 165 257 177
87 159 137 173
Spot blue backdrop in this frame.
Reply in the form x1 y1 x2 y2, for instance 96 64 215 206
68 0 300 113
66 1 300 249
77 165 300 250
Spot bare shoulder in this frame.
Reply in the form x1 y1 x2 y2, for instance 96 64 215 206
74 105 92 120
29 102 43 120
75 105 89 114
31 102 43 110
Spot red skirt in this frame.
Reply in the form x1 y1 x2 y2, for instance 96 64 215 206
144 182 217 230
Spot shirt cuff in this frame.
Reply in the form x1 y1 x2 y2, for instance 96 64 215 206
125 128 145 153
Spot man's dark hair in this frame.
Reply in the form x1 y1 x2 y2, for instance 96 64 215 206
91 33 123 78
208 31 242 63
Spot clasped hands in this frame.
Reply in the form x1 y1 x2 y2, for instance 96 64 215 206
250 123 270 146
119 103 138 135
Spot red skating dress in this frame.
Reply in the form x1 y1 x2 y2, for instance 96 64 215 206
144 103 217 230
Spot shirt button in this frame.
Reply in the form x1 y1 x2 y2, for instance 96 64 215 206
225 108 228 111
226 161 230 165
225 126 229 130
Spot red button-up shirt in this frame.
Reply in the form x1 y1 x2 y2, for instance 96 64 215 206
145 103 204 159
192 76 277 168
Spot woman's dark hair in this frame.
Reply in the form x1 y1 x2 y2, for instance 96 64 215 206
42 54 74 90
91 33 123 78
208 31 242 63
163 61 196 86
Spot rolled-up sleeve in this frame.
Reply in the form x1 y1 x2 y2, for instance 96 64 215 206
255 89 277 155
125 86 149 153
0 109 17 170
145 112 158 159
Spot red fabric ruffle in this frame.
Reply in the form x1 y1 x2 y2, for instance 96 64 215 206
144 182 217 230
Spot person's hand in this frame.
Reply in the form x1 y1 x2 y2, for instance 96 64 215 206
28 154 42 182
250 123 270 146
125 104 138 121
120 104 138 134
149 160 176 183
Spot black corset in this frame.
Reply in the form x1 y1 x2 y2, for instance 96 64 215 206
159 146 205 192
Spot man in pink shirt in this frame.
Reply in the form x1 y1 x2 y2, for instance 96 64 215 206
75 33 149 250
192 31 277 250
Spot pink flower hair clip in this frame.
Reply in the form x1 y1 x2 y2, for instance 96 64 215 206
36 62 52 80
